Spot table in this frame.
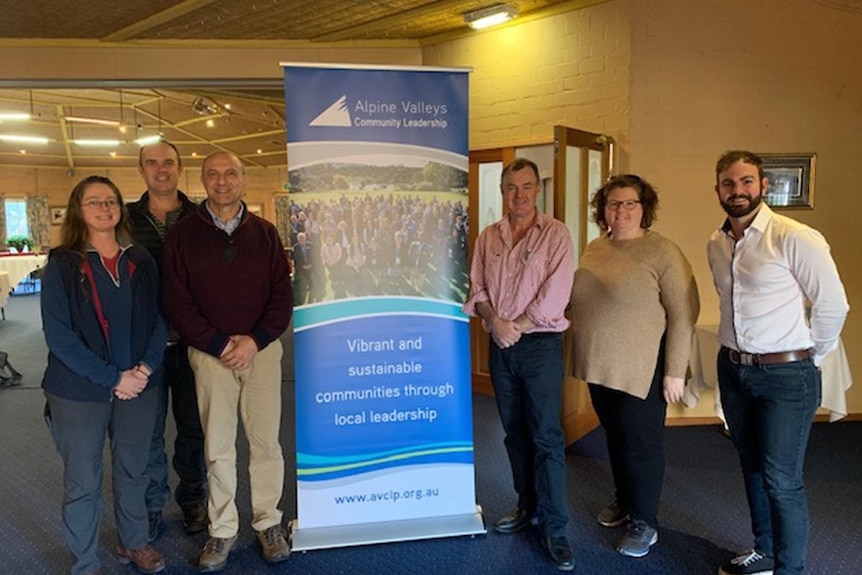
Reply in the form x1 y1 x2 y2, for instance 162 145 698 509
684 324 854 422
0 254 48 292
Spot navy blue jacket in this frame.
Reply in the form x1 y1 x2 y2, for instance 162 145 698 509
41 245 167 402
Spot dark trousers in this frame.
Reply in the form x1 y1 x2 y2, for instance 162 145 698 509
489 332 568 537
47 388 157 575
589 348 667 528
718 348 821 575
145 343 207 511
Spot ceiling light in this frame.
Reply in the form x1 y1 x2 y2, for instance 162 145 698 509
464 4 518 30
0 134 49 144
73 139 122 146
134 135 162 146
0 112 31 121
65 116 122 127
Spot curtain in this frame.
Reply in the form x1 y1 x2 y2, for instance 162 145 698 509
0 194 7 250
26 195 50 252
274 194 291 246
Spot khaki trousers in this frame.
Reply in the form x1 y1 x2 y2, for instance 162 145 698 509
188 339 284 538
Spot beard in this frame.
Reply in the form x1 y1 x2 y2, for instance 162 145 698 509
720 191 763 218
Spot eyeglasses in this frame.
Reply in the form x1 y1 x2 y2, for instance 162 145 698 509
606 199 641 211
82 198 120 210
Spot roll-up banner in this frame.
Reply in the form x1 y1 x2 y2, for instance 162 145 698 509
282 63 483 551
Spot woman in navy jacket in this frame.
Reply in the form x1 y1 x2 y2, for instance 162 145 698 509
41 175 168 575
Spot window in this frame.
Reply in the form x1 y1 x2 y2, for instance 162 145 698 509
4 199 29 239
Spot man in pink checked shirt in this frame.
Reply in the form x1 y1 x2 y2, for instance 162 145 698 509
463 158 575 572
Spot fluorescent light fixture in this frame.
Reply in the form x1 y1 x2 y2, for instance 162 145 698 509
65 116 121 127
134 135 162 146
464 3 518 30
73 139 121 146
0 134 49 144
0 112 31 121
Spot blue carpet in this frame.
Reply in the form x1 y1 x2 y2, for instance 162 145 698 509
1 294 860 574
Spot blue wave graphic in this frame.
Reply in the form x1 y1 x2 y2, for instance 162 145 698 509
294 297 468 330
298 448 474 482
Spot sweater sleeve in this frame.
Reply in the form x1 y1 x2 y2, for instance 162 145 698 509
41 256 121 388
658 241 700 379
249 225 293 349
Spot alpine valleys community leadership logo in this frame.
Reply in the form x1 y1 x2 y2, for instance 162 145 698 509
309 95 449 130
309 95 352 127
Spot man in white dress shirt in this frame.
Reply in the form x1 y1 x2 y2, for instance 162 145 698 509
707 150 849 575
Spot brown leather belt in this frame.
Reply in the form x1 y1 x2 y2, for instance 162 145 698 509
724 346 810 366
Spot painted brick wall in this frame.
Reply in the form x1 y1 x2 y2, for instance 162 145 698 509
423 1 631 150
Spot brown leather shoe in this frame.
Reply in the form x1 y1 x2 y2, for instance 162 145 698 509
256 524 291 563
117 545 166 574
198 535 238 573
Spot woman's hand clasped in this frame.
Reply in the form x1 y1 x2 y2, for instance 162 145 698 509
114 367 149 400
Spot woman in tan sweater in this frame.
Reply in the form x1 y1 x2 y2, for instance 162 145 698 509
571 174 699 558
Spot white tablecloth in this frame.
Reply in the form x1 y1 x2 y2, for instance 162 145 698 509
684 324 854 422
0 254 48 290
0 271 10 310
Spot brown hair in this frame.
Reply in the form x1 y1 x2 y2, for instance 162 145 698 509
59 175 132 257
715 150 765 181
500 157 540 185
590 174 659 233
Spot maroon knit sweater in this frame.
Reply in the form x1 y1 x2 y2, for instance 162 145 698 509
163 203 292 357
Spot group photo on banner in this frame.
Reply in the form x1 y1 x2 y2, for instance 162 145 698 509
281 63 483 550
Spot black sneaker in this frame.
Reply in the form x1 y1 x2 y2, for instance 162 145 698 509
718 549 775 575
182 502 209 535
597 499 629 528
616 520 658 558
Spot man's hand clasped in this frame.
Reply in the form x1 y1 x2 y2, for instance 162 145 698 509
220 334 259 371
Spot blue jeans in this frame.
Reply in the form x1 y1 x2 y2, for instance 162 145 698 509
47 387 158 575
489 332 568 537
717 349 821 575
145 343 207 512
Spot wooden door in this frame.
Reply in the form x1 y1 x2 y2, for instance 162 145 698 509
554 126 613 443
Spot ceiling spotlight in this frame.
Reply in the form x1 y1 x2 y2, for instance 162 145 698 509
192 96 223 116
464 3 518 30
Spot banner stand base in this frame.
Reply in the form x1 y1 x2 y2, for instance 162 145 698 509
290 506 486 552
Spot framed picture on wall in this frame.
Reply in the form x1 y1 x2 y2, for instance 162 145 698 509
759 153 816 209
50 207 67 225
247 203 263 217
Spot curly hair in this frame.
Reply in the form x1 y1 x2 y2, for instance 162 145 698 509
589 174 659 233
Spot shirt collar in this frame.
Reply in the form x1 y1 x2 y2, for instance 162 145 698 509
720 202 774 238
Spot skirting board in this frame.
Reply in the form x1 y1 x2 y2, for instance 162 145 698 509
290 507 486 552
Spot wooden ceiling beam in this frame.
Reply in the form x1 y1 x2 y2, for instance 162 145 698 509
101 0 221 43
312 0 467 42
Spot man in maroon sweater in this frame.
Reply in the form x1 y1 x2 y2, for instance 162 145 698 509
162 151 292 573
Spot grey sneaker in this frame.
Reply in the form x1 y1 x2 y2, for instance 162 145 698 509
597 499 629 528
198 535 238 573
257 524 291 563
616 520 658 558
718 549 775 575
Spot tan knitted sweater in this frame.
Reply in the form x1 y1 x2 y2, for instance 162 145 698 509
570 230 699 399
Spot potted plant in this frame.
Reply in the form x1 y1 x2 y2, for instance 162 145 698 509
5 235 34 253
